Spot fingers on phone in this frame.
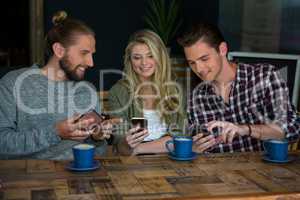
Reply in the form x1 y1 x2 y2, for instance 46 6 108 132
200 140 216 152
128 129 148 143
71 113 85 124
193 135 216 152
133 129 148 138
69 129 90 139
195 134 214 145
192 133 203 141
215 135 223 144
77 118 97 130
193 133 213 141
127 127 138 135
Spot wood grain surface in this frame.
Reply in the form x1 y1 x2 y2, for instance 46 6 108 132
1 152 300 200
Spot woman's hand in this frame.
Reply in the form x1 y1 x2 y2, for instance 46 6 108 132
125 126 149 149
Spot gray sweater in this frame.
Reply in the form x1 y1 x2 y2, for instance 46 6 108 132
0 65 107 160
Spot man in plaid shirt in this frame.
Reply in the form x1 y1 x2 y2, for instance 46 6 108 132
178 22 300 153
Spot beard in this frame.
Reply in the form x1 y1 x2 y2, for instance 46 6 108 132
59 55 84 81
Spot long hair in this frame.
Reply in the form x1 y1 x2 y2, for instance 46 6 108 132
122 29 183 124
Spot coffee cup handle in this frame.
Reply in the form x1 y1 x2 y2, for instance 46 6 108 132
165 140 175 155
262 141 268 154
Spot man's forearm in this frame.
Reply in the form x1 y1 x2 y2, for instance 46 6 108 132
239 123 284 140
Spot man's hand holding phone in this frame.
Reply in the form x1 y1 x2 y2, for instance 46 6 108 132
78 110 123 141
56 110 121 141
55 113 94 141
191 124 223 153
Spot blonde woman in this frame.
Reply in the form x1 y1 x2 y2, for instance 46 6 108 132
108 29 185 155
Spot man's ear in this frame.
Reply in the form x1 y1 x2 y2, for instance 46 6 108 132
218 42 228 57
52 42 66 58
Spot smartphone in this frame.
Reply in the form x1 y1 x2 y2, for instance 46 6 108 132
189 124 219 137
131 117 148 130
190 125 209 136
75 110 109 124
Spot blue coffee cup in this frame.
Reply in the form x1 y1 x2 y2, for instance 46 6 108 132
263 139 288 161
72 144 95 168
166 136 193 158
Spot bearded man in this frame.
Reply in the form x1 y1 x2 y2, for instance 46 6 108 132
0 11 113 159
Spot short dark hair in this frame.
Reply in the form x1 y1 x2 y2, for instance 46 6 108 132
45 11 95 59
177 22 225 51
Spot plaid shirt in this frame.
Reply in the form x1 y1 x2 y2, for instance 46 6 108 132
188 63 300 153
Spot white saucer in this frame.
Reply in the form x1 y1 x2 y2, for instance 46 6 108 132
262 155 294 163
66 160 100 171
168 152 198 161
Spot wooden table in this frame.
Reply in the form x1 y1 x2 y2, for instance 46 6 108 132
1 152 300 200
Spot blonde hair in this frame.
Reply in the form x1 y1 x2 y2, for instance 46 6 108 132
122 29 183 124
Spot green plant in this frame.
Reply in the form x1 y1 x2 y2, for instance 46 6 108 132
143 0 183 46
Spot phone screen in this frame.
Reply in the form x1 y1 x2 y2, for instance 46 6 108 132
189 124 219 137
131 117 148 130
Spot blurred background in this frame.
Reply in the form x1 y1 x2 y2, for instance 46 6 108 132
0 0 299 105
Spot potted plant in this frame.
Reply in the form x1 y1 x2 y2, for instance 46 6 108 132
143 0 183 48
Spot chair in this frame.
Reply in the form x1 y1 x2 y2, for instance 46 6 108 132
0 50 10 67
290 111 300 150
98 91 109 112
0 66 24 79
98 90 115 155
289 139 300 151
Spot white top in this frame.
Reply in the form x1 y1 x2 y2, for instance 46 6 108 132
143 109 167 141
